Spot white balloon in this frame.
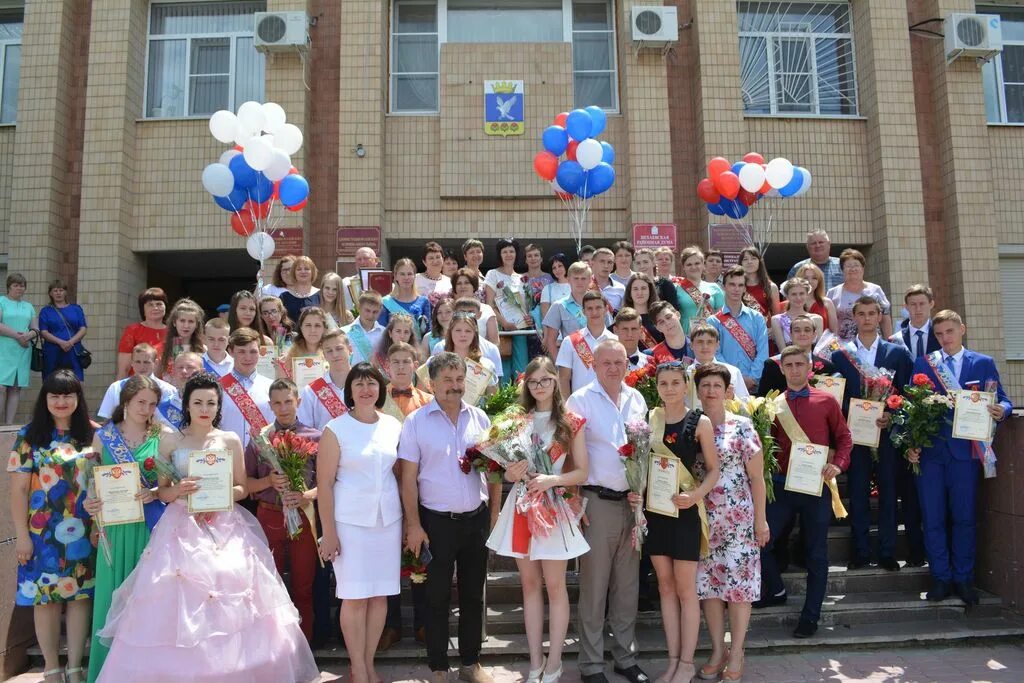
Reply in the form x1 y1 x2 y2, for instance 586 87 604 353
243 135 274 171
765 188 781 198
765 158 794 189
219 149 241 166
576 139 603 171
201 163 235 197
262 102 287 134
209 110 238 144
264 150 292 182
246 232 276 262
795 166 813 196
236 101 266 134
275 123 304 155
738 163 766 193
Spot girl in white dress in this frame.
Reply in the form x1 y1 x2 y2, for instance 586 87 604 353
486 357 590 683
317 362 402 683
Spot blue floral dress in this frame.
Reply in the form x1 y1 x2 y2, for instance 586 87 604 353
7 426 96 605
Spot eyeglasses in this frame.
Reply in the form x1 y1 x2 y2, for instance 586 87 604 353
526 377 556 390
657 360 687 369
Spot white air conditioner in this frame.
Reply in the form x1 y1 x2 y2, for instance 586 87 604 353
254 12 309 53
631 6 678 49
944 13 1002 64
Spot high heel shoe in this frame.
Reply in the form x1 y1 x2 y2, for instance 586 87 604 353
41 669 65 683
65 667 84 683
671 661 696 683
527 656 546 683
721 657 744 682
696 649 729 680
541 661 562 683
655 657 679 683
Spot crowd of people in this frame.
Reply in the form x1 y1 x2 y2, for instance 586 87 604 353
5 229 1013 683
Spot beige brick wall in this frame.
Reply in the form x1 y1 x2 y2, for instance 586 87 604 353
991 127 1024 245
0 127 14 255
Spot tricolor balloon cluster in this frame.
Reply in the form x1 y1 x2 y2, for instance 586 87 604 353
697 153 812 220
200 101 310 262
533 106 616 199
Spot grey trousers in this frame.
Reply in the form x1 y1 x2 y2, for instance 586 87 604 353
577 491 641 675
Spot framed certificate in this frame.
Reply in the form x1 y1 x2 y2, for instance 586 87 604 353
360 268 389 293
186 450 234 514
813 375 846 405
646 455 680 518
847 399 884 448
784 442 828 497
952 390 995 442
94 463 144 526
292 355 326 390
463 358 495 407
256 346 278 380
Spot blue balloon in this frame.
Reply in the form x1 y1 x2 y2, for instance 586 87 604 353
249 174 274 204
214 186 247 212
707 201 726 216
565 109 594 141
587 162 616 195
779 167 804 198
279 174 309 207
542 126 569 156
555 160 585 194
576 181 595 199
731 161 746 176
584 106 607 137
229 154 258 189
722 199 749 219
600 141 615 164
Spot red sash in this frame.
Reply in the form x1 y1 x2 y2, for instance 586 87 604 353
639 324 656 350
673 277 710 318
309 377 347 419
716 310 757 360
649 342 691 367
569 330 595 369
221 374 269 437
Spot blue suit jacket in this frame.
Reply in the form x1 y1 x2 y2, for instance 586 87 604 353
912 349 1013 462
889 320 940 358
831 338 914 413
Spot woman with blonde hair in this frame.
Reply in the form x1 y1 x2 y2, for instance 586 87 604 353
794 263 838 333
771 278 824 350
158 299 205 381
320 272 355 329
426 313 497 400
422 298 454 359
380 258 431 338
280 255 321 322
283 307 328 372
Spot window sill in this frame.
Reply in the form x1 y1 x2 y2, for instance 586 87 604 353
987 121 1024 128
743 113 866 122
136 116 213 123
0 122 15 128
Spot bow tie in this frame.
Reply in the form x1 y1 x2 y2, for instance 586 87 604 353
629 354 640 365
391 388 413 398
787 388 810 400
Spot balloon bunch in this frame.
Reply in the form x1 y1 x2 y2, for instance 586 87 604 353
201 101 310 264
532 106 616 253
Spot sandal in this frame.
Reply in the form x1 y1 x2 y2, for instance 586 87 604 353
65 667 84 683
672 661 696 683
656 657 679 683
527 656 546 683
696 649 729 680
722 656 744 682
541 660 563 683
42 669 65 683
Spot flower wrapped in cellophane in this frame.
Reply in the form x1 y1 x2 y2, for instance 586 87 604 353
889 373 954 475
619 419 652 552
252 428 318 539
725 391 781 502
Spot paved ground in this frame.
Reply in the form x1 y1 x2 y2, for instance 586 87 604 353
8 643 1024 683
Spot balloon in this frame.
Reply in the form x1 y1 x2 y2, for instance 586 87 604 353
262 102 287 134
566 139 579 161
707 201 726 216
209 110 238 144
584 106 607 137
243 135 274 171
576 139 603 170
765 157 795 189
696 178 720 204
586 162 616 195
554 112 569 127
738 162 766 193
779 167 804 198
738 188 758 206
214 186 247 212
731 161 746 176
551 179 572 200
795 166 813 196
533 151 559 181
722 199 749 219
201 163 235 197
249 174 275 204
242 199 271 220
231 211 256 236
542 126 569 156
278 174 309 207
743 152 765 165
236 101 266 135
229 154 258 189
707 157 731 180
275 123 304 155
765 188 781 198
246 232 276 261
264 150 293 182
219 149 240 166
286 199 307 212
600 141 615 164
555 160 585 194
565 109 594 141
715 171 740 200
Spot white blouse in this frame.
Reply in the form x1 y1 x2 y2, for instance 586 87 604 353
327 412 403 527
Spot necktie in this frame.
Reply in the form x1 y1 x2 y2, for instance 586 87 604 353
391 387 413 398
914 330 924 359
944 355 956 378
629 354 639 365
787 388 810 400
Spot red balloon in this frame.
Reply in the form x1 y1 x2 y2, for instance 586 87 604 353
286 199 307 212
533 151 558 181
234 145 244 152
566 140 579 161
738 188 758 206
272 181 281 199
696 178 721 204
707 157 731 180
243 199 271 220
759 165 771 194
230 212 256 236
715 171 741 200
743 152 765 165
554 112 569 127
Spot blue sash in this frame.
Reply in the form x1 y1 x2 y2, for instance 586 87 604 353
559 296 586 329
97 422 166 530
348 323 375 363
202 355 217 374
157 397 184 430
383 296 423 341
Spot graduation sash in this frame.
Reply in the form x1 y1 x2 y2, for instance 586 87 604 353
560 296 586 329
202 355 217 374
569 330 595 370
221 373 269 437
309 377 347 419
833 340 879 395
673 277 711 322
382 296 423 341
924 351 996 464
716 310 757 360
648 408 709 558
157 397 184 430
772 395 848 519
347 323 375 363
97 422 165 529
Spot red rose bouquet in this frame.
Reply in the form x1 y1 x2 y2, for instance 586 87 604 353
400 548 428 584
625 363 660 409
889 373 954 475
619 419 652 552
253 428 318 539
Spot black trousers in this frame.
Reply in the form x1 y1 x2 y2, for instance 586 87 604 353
385 583 427 631
420 505 489 672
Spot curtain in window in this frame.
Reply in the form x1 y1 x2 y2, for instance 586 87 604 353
1 43 18 124
150 1 265 35
234 37 265 108
147 39 187 117
447 0 562 43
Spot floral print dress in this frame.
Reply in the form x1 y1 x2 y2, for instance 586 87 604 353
8 427 95 605
697 416 762 603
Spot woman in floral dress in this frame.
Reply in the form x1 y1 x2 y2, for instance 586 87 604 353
693 364 769 682
8 370 96 683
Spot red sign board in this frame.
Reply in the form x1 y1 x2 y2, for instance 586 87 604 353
271 228 304 259
336 226 382 259
707 223 753 266
632 223 677 250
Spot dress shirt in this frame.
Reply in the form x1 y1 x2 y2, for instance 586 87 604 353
627 350 650 372
219 369 275 449
708 303 769 381
328 412 403 527
555 327 619 393
398 400 492 513
565 380 648 491
909 324 929 360
342 320 386 364
201 352 234 378
97 374 178 420
772 387 853 474
431 336 504 378
854 334 880 367
297 373 346 431
243 419 321 506
387 385 433 419
943 347 966 381
542 296 586 337
599 279 627 311
788 256 844 290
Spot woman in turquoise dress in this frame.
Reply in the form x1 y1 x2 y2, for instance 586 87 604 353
83 375 173 683
8 370 96 683
0 272 39 423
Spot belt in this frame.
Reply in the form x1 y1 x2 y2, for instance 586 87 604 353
422 503 487 520
258 500 284 511
582 485 629 501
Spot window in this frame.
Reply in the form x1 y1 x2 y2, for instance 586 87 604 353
738 1 858 116
145 1 265 119
0 14 22 124
1001 256 1024 359
983 7 1024 123
388 0 617 113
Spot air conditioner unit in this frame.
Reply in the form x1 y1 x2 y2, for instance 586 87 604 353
944 13 1002 64
631 6 678 49
254 12 309 53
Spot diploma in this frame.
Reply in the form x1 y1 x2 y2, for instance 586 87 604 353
812 375 845 405
784 442 828 497
847 399 884 447
94 463 144 526
462 358 494 407
645 455 680 518
952 390 995 442
256 346 278 380
187 450 234 513
292 356 326 390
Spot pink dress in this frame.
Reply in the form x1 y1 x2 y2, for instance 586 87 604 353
95 448 319 683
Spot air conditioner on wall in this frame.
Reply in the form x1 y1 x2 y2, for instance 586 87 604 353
944 13 1002 64
631 6 678 50
254 12 310 53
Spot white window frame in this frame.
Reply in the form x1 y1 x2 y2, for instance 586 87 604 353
999 253 1024 359
981 6 1024 124
389 0 441 116
142 1 265 120
0 11 22 125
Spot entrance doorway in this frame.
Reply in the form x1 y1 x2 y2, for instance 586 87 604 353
146 249 261 319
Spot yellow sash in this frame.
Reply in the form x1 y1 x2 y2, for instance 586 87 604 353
649 408 709 558
772 397 848 519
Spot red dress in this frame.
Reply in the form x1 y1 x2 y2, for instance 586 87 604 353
808 299 834 331
117 323 168 374
744 282 771 318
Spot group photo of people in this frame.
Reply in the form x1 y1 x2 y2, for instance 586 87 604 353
4 229 1013 683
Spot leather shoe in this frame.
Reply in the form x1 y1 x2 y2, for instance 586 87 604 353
613 665 651 683
846 556 871 570
905 555 927 568
792 619 817 638
581 675 609 683
752 591 787 609
954 581 980 606
458 663 494 683
926 579 951 601
878 557 901 572
378 626 401 651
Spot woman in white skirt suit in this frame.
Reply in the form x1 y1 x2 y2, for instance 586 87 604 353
317 362 402 683
486 356 590 683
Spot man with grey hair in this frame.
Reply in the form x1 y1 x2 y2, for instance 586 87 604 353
342 246 380 310
787 229 843 290
399 352 499 683
566 340 650 683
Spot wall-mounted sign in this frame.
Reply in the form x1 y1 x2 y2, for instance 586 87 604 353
484 80 524 137
271 228 304 259
336 226 381 259
707 223 753 267
633 223 677 251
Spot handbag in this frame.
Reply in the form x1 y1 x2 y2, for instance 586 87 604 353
49 305 92 370
30 337 43 373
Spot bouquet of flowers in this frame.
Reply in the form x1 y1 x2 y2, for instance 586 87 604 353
80 453 113 566
619 419 652 552
861 367 896 461
625 363 661 409
252 428 318 539
725 391 781 502
460 405 529 482
400 548 428 584
889 373 954 475
482 379 521 418
514 431 585 549
497 279 531 327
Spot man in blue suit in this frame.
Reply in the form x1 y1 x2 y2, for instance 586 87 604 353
907 309 1012 605
831 296 913 571
889 284 941 362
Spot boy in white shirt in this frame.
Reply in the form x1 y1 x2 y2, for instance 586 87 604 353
201 318 234 377
97 343 177 421
556 291 618 396
342 290 386 364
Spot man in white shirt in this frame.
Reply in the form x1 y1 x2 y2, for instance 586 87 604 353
611 307 650 372
591 247 626 312
97 343 177 421
343 290 387 365
565 340 649 683
889 284 940 362
201 318 234 377
431 298 504 379
219 327 275 450
689 324 749 407
556 291 618 397
342 247 379 310
298 328 351 430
